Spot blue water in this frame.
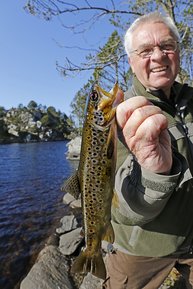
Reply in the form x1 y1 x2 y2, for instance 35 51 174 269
0 141 77 289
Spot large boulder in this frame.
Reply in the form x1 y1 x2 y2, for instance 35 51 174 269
20 245 74 289
66 136 81 160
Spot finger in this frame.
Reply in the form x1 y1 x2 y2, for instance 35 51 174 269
128 113 169 154
116 96 152 129
123 105 163 138
114 88 124 107
136 113 168 140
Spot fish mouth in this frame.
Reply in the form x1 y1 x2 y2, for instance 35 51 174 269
93 85 117 124
97 82 122 110
151 65 168 73
90 82 122 129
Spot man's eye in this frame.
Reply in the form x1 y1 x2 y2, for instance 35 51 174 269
162 43 175 51
139 48 152 56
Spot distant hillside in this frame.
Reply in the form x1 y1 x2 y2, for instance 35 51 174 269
0 101 73 144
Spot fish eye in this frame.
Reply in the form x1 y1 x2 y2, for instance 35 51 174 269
90 90 98 102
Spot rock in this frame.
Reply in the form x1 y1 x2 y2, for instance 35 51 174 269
80 273 103 289
59 227 83 256
7 124 19 136
45 233 60 246
63 193 81 208
66 136 81 160
63 193 76 205
70 199 82 208
20 245 74 289
56 215 78 235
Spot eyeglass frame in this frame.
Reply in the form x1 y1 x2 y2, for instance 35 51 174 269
129 40 179 59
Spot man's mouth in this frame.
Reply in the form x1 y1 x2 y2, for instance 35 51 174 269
151 66 168 73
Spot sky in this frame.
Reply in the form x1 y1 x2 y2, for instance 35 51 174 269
0 1 117 116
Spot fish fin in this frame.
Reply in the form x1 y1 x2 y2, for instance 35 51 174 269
103 223 115 243
60 171 80 199
71 250 106 280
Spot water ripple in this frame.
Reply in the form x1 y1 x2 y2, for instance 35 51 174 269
0 141 76 289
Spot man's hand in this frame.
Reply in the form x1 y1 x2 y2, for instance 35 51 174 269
116 96 172 174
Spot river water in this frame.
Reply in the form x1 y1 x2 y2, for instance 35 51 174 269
0 141 77 289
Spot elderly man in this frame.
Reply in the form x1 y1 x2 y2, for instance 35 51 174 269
104 11 193 289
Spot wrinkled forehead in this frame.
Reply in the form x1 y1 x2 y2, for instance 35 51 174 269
131 21 176 47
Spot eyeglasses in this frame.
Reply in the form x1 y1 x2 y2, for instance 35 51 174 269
129 40 179 59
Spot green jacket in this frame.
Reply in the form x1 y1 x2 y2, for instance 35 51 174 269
112 76 193 257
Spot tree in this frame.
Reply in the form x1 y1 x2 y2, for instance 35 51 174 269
91 30 132 91
0 106 6 118
70 79 94 135
27 100 38 109
18 103 24 109
25 0 193 85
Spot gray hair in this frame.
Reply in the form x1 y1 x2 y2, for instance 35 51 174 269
124 12 180 57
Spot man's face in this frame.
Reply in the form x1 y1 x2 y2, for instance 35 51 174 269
128 22 180 96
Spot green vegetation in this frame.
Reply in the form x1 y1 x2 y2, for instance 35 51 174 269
0 101 73 144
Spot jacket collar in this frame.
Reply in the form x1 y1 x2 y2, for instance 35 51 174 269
132 75 185 105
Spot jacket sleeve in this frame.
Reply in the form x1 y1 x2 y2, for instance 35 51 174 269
113 151 183 226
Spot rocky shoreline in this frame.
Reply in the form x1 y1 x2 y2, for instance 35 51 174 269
19 191 186 289
19 193 104 289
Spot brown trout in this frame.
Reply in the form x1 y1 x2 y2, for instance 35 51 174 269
63 82 121 280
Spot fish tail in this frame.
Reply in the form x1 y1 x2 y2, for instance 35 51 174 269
71 249 106 280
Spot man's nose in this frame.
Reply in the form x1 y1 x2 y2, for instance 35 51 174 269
151 46 166 59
